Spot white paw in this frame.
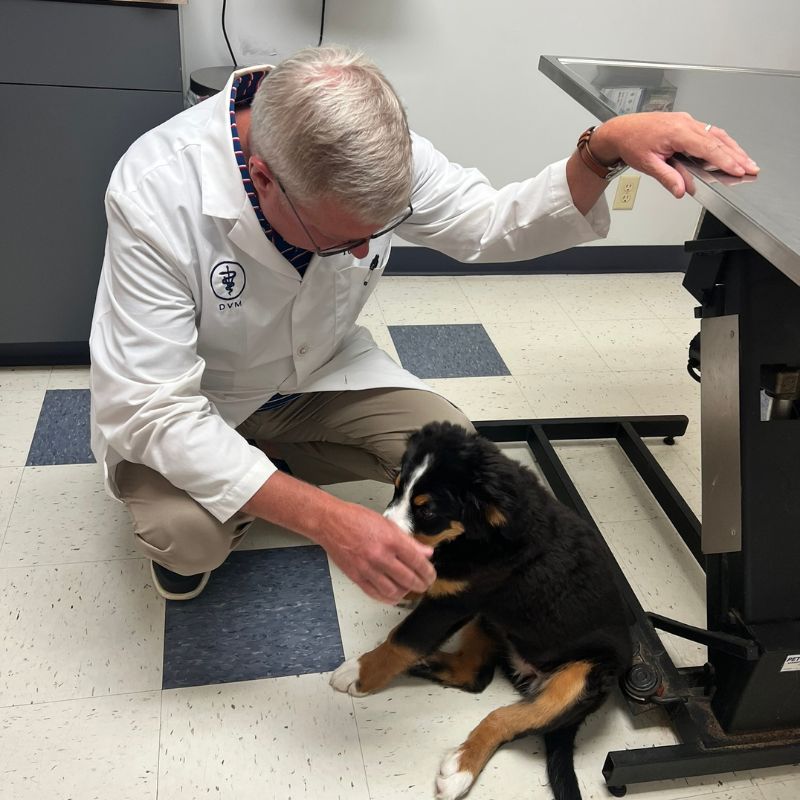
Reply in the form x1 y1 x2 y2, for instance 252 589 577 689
330 657 368 696
435 748 473 800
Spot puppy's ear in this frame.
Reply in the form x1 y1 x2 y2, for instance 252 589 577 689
464 439 518 535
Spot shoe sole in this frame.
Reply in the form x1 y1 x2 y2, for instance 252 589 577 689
150 561 211 601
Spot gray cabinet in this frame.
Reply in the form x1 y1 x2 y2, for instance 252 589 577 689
0 0 185 364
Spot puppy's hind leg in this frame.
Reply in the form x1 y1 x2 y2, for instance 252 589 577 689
435 660 596 800
409 617 497 693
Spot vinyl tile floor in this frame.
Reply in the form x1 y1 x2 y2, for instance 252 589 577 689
1 273 798 800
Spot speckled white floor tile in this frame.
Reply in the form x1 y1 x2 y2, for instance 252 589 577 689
659 778 768 799
358 290 384 323
616 369 701 418
0 467 23 549
47 365 91 389
376 276 479 325
749 765 800 788
515 372 645 417
353 672 553 800
600 517 707 667
680 770 798 800
0 464 137 567
646 438 703 517
485 320 609 375
555 442 665 523
617 370 702 473
672 430 701 476
158 674 370 800
581 769 765 800
545 273 658 321
0 390 45 467
662 315 701 342
358 318 402 363
625 272 699 320
237 518 314 550
0 367 51 391
456 275 573 324
577 468 665 523
646 434 701 478
496 442 551 486
0 691 160 800
759 777 800 798
328 558 409 660
576 318 689 372
325 478 394 511
425 376 535 420
0 559 164 706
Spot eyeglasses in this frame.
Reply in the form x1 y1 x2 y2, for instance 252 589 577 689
276 178 413 258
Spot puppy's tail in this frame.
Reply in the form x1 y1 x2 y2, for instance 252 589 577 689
544 724 581 800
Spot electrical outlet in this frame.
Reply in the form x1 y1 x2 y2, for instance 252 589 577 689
612 174 640 210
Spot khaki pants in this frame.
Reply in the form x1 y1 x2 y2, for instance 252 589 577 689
116 388 473 575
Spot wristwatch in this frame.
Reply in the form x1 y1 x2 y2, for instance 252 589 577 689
576 125 628 181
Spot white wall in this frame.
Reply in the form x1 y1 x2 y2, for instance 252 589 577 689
180 0 800 250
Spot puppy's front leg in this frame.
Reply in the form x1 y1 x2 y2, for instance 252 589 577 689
331 599 473 697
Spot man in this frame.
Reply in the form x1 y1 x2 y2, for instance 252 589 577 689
90 46 757 604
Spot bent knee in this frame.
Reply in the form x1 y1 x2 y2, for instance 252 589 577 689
129 497 239 575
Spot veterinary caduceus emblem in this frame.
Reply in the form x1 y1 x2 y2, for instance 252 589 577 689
210 261 246 300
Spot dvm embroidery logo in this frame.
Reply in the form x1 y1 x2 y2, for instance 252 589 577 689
210 261 246 301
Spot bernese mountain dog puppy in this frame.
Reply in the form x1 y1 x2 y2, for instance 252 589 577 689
330 422 632 800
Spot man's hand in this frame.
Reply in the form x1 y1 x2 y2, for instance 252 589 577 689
242 470 435 604
325 501 436 604
591 111 759 199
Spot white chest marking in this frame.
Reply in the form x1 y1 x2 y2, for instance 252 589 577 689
508 644 542 693
384 455 431 533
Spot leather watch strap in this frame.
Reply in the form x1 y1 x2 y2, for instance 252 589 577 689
577 126 627 181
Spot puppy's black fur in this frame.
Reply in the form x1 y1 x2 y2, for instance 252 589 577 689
387 422 632 800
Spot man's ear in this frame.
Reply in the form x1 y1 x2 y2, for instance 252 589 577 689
248 157 277 195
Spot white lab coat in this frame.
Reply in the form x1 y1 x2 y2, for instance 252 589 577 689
90 66 610 522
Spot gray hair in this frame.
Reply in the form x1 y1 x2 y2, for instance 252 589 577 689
249 45 413 227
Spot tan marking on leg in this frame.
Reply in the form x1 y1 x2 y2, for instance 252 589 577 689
394 474 401 488
427 578 470 598
413 494 431 506
356 638 421 694
414 521 465 548
424 619 496 687
456 660 593 778
485 505 507 527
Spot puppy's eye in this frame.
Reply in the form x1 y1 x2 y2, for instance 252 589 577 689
416 506 436 521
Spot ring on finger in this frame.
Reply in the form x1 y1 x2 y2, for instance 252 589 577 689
703 122 713 133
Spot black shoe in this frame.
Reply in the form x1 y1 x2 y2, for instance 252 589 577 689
150 561 210 601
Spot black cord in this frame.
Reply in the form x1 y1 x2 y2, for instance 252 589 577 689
222 0 237 67
318 0 327 46
222 0 322 64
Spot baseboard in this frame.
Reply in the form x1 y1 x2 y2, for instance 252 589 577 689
385 244 689 276
0 246 687 367
0 341 90 367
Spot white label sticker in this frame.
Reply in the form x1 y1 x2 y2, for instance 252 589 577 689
781 655 800 672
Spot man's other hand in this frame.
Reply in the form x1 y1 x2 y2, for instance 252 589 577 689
592 111 759 199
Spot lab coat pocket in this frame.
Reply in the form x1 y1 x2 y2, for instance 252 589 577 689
332 252 387 345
